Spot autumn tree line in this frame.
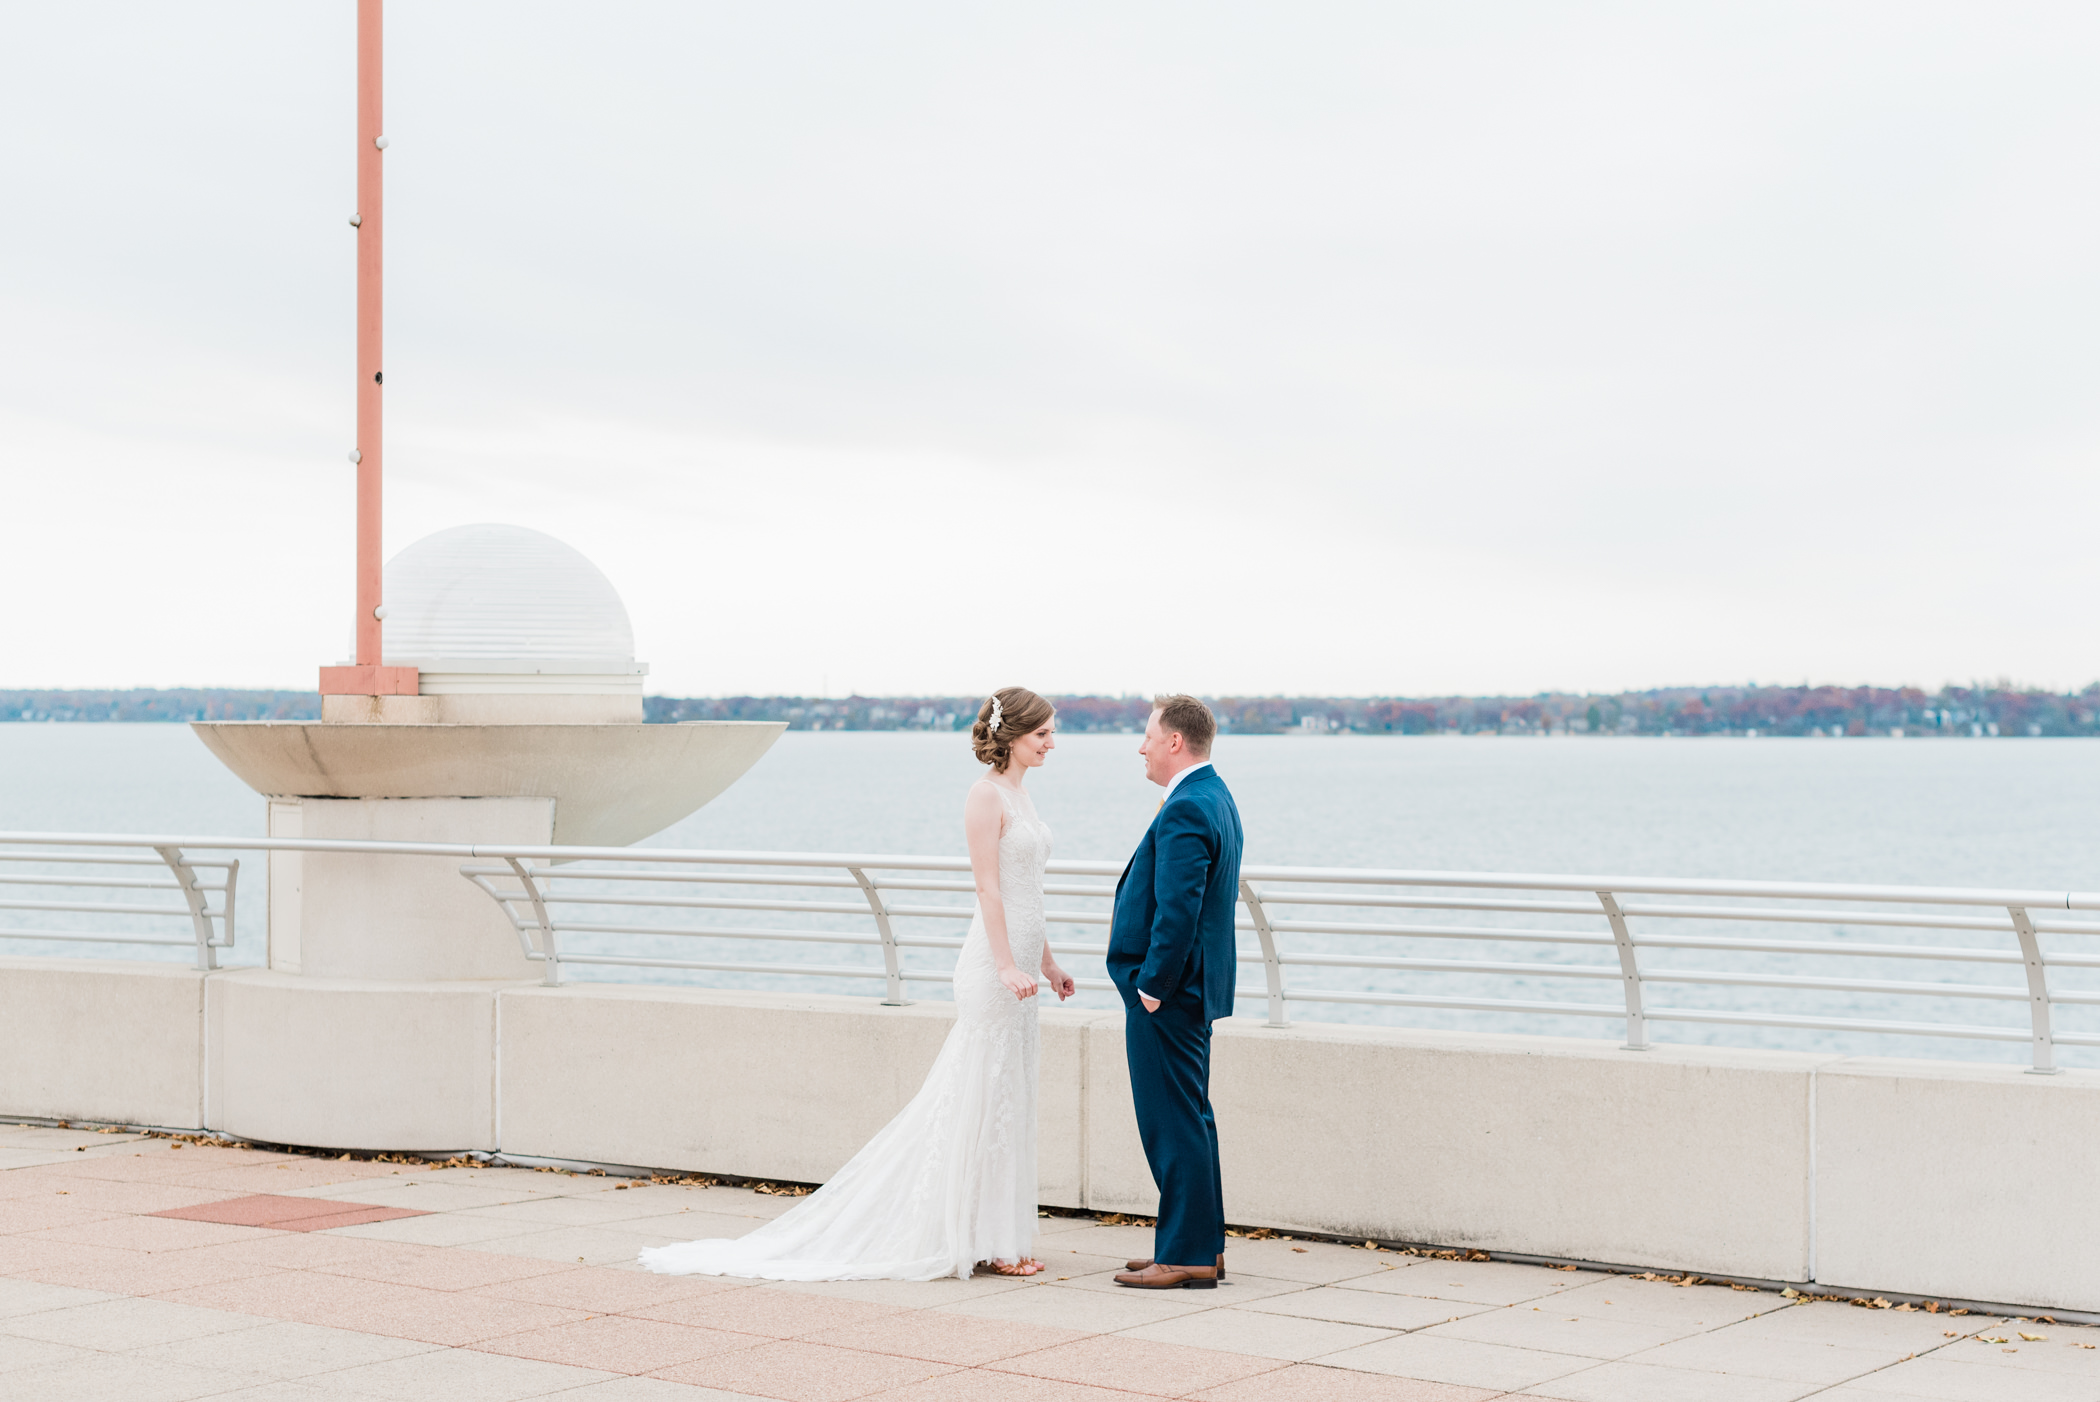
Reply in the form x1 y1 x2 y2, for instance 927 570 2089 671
7 684 2098 737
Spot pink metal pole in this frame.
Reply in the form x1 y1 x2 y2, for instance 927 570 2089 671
354 0 384 668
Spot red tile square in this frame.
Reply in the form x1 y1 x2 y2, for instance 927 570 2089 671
149 1194 428 1232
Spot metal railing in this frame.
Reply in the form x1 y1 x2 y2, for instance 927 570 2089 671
4 832 2099 1071
0 841 237 970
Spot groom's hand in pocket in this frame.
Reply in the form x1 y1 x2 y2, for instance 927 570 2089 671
1139 993 1161 1013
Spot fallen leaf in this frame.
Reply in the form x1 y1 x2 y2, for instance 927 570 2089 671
2020 1332 2046 1342
1291 1247 1307 1254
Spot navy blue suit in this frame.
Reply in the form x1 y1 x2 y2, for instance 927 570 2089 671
1106 765 1243 1266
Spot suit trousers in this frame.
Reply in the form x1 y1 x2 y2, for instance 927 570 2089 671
1123 982 1224 1266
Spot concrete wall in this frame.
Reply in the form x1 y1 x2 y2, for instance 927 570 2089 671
4 959 2094 1312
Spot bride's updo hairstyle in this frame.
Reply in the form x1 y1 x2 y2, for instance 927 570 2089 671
972 686 1055 773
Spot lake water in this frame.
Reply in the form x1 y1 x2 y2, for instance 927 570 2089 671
4 724 2098 1066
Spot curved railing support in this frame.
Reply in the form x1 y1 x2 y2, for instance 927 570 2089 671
1240 878 1289 1028
2008 906 2057 1073
505 858 561 986
1597 891 1646 1050
154 846 217 971
849 866 908 1005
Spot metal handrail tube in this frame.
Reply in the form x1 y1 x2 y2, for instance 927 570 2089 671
1253 892 1614 918
1640 969 2035 1000
1268 952 1623 978
1279 987 1628 1016
1643 1006 2032 1041
1619 903 2052 934
0 899 200 917
546 955 906 979
0 852 234 868
1628 935 2026 963
0 929 193 946
533 894 877 917
470 866 864 891
1266 917 1615 943
0 875 197 891
545 922 887 946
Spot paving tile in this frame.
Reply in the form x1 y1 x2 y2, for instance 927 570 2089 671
456 1193 691 1228
652 1338 957 1400
868 1369 1173 1400
1722 1303 2009 1351
320 1344 620 1399
937 1280 1215 1332
1047 1268 1304 1304
1315 1334 1593 1392
284 1181 553 1213
1522 1359 1823 1401
803 1309 1084 1365
1841 1354 2100 1400
1930 1327 2100 1378
1024 1223 1161 1259
1190 1362 1499 1400
473 1313 764 1373
991 1334 1285 1396
1625 1328 1909 1384
126 1318 439 1377
151 1192 429 1233
325 1211 539 1247
768 1273 1032 1310
1548 1277 1784 1328
558 1378 769 1401
1212 1240 1407 1286
0 1295 270 1350
473 1263 746 1314
1007 1250 1136 1283
1420 1305 1691 1359
1804 1390 1982 1402
155 1268 590 1347
306 1240 576 1292
0 1351 261 1401
0 1334 93 1375
1118 1305 1396 1361
10 1236 283 1296
0 1278 115 1319
1245 1288 1492 1332
0 1196 124 1232
1334 1261 1603 1309
469 1225 687 1267
634 1287 906 1338
598 1210 798 1244
25 1212 282 1252
0 1178 233 1215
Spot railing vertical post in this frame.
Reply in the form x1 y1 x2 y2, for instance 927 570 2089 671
220 859 239 951
1597 891 1646 1050
849 866 908 1005
1239 878 1289 1028
504 858 561 986
154 846 217 971
2008 906 2058 1074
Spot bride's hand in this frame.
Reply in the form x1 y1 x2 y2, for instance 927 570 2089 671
998 965 1039 1000
1041 962 1075 1001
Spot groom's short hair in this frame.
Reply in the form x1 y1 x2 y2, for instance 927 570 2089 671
1152 694 1215 756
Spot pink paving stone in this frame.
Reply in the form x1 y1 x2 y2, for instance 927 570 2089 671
470 1263 747 1314
634 1287 909 1339
652 1338 959 1402
471 1313 768 1373
150 1193 429 1232
309 1241 576 1292
0 1177 246 1214
12 1237 284 1296
1190 1364 1501 1402
802 1311 1088 1367
992 1335 1287 1397
155 1268 590 1346
0 1197 123 1232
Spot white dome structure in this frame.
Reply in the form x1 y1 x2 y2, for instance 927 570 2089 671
371 523 648 713
383 524 635 663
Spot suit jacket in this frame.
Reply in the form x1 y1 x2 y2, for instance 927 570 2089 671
1106 766 1244 1022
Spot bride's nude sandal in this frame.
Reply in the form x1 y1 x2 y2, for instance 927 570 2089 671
984 1258 1045 1276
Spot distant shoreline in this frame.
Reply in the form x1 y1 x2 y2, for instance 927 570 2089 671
5 684 2094 739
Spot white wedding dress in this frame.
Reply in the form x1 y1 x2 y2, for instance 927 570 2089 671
638 781 1050 1281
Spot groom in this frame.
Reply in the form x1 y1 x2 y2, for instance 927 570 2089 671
1107 695 1244 1290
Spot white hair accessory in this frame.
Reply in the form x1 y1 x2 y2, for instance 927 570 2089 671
987 696 1003 732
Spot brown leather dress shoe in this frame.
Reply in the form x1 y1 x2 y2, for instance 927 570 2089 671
1125 1253 1225 1281
1114 1261 1217 1289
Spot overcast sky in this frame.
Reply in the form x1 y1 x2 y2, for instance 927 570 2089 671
3 3 2096 698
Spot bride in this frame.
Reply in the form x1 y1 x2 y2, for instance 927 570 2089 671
638 686 1075 1281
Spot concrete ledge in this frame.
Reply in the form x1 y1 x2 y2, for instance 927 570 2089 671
207 969 504 1152
0 958 208 1130
1815 1058 2100 1312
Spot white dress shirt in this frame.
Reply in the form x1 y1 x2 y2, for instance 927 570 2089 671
1140 760 1213 1002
